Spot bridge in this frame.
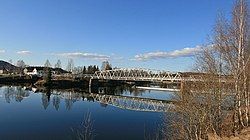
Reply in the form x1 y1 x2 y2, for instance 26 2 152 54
79 68 229 83
89 68 183 82
77 68 230 93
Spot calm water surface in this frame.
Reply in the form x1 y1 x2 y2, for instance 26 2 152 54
0 86 175 140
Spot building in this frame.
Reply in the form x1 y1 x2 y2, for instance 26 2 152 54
0 67 8 74
23 66 70 77
23 67 45 77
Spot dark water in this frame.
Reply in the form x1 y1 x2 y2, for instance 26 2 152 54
0 86 175 140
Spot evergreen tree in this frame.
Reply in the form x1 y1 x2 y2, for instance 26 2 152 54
44 68 52 86
83 66 86 74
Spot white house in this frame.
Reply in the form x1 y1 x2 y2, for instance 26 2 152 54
23 68 43 77
27 68 38 75
23 66 69 77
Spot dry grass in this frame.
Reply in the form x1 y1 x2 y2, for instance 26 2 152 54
208 127 250 140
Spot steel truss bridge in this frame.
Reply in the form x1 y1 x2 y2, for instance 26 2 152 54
88 68 183 82
81 68 229 83
86 93 174 112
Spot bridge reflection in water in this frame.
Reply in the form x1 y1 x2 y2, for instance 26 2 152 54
86 93 173 112
58 90 174 112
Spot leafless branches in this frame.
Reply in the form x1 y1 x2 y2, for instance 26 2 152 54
71 111 95 140
164 0 250 139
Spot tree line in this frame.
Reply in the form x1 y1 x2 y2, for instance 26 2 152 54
13 58 113 74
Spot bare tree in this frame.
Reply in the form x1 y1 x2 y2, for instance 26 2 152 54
101 61 112 71
228 0 249 131
195 0 250 133
71 111 95 140
164 0 250 139
66 59 74 72
44 59 51 68
55 59 62 68
16 60 25 68
73 66 83 74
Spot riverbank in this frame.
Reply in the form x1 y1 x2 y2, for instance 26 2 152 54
0 75 40 84
208 127 250 140
34 79 89 89
0 74 89 89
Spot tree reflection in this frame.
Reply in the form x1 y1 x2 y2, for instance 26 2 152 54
3 86 30 103
62 91 83 110
4 86 12 103
100 103 108 108
0 85 150 111
52 95 60 111
15 86 30 102
71 111 95 140
85 96 94 102
65 98 73 110
93 85 144 97
41 88 51 110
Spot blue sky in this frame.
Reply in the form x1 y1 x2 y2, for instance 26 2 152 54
0 0 234 71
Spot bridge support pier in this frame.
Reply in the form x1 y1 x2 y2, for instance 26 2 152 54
89 78 92 93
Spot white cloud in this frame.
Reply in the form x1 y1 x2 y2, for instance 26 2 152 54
0 49 5 53
55 52 110 61
132 46 203 61
17 50 32 55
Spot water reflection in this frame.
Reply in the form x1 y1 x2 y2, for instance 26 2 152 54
40 89 84 111
0 85 166 140
71 111 95 140
93 85 145 96
0 85 173 112
42 93 50 110
2 86 30 103
52 95 60 111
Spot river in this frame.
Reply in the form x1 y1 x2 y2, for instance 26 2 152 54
0 85 175 140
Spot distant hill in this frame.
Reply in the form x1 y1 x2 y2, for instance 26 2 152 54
0 60 19 71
